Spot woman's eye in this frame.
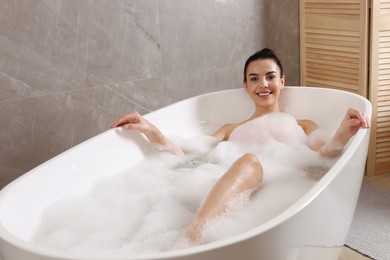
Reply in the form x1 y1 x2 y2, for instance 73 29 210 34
266 75 276 80
250 77 258 82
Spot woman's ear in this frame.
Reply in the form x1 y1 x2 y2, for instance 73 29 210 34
280 75 285 89
243 80 247 89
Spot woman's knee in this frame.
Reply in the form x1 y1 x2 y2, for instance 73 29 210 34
235 153 263 186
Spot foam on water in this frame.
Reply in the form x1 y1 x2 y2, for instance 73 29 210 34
32 113 336 256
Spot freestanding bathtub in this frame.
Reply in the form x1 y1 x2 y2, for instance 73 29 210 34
0 87 371 260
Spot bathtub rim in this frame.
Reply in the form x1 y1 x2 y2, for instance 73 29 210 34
0 86 371 260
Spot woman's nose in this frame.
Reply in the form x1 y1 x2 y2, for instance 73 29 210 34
261 78 269 88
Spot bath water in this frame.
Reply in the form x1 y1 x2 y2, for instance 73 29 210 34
32 113 336 256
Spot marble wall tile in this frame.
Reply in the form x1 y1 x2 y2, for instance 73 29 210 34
0 69 44 101
107 78 165 113
0 99 37 171
29 86 145 166
29 93 75 167
159 0 265 76
163 65 244 106
264 0 300 85
0 86 141 175
0 0 161 100
79 0 162 87
67 86 143 146
0 167 25 188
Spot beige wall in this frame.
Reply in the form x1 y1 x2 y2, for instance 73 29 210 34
0 0 299 188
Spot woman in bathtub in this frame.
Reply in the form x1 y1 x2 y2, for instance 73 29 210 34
111 48 370 245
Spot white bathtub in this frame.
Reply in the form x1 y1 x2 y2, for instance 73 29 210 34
0 87 371 260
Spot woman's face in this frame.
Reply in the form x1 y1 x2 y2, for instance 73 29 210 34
243 59 285 112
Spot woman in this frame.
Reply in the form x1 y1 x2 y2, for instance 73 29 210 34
111 48 370 245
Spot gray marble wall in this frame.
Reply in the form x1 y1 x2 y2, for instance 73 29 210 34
0 0 299 188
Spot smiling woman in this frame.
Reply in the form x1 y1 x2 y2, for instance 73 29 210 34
111 48 370 245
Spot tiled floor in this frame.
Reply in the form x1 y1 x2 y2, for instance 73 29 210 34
338 172 390 260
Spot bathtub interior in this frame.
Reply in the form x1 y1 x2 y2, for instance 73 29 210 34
0 87 371 258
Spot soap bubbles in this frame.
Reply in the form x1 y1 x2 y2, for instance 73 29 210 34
33 113 335 256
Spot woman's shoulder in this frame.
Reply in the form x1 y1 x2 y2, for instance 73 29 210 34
212 122 242 141
297 119 318 135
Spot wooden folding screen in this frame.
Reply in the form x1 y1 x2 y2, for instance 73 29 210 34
300 0 369 96
369 0 390 175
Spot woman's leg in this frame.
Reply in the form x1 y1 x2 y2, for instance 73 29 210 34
185 153 263 244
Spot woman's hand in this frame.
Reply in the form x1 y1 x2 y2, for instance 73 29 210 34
334 108 370 146
320 108 370 157
111 111 164 143
111 112 184 156
111 112 156 135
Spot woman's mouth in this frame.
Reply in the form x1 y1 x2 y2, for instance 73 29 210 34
257 92 272 97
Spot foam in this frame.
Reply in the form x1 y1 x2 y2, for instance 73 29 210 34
32 113 336 256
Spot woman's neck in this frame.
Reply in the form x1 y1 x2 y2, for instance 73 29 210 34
250 105 280 119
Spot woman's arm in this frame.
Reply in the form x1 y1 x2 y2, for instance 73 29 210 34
211 123 237 142
320 108 370 157
111 112 184 156
299 108 370 157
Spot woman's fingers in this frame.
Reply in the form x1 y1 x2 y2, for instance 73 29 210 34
111 112 140 128
345 109 370 128
363 114 370 128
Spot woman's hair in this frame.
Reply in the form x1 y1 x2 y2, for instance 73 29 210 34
243 48 284 82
